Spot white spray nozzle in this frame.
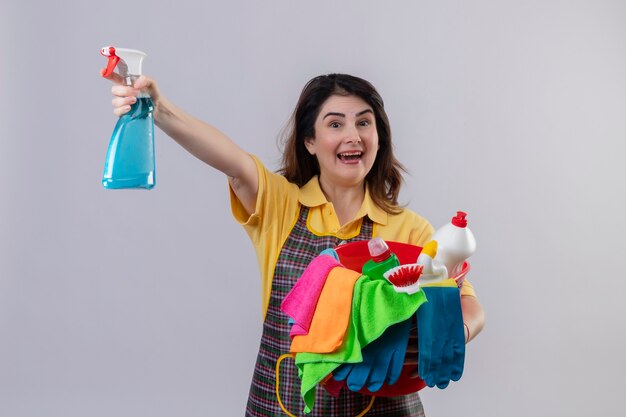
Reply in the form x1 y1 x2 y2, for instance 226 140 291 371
100 46 147 82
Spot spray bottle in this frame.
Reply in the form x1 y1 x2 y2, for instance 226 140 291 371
362 237 400 280
100 46 155 189
431 211 476 278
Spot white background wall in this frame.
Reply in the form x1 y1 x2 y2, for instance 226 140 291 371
1 1 625 416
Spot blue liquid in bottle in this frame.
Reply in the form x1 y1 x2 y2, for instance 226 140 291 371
103 96 155 189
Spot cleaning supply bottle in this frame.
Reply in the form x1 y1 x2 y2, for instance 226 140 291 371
416 240 448 284
100 46 155 189
431 211 476 278
362 237 400 280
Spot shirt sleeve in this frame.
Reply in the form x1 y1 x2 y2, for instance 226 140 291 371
229 155 300 318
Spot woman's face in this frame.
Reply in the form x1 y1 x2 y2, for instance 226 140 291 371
305 94 379 189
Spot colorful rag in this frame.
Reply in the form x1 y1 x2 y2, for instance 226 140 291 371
290 267 361 354
417 278 465 389
294 275 427 413
280 254 341 337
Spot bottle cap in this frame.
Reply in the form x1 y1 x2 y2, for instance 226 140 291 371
420 240 438 259
368 237 391 262
451 211 468 228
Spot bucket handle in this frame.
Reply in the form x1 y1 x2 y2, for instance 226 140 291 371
275 353 376 416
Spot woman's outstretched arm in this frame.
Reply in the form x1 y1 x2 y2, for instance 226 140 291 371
104 73 258 214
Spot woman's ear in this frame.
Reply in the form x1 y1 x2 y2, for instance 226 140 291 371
304 137 316 155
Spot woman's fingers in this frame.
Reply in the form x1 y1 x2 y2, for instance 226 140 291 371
112 96 136 107
103 73 159 117
134 75 160 102
109 85 139 116
113 105 131 117
112 95 137 116
100 68 124 85
112 84 139 98
133 75 151 89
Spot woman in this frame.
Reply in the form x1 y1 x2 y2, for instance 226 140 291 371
104 71 485 416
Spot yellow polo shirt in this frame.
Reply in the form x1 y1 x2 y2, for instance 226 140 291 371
230 155 476 319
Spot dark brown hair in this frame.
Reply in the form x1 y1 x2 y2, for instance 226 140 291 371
279 74 406 214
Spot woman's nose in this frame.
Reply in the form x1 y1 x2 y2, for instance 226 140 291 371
344 126 362 143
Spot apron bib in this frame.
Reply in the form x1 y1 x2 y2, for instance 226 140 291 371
245 207 425 416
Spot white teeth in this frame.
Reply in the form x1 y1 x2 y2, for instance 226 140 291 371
338 152 362 157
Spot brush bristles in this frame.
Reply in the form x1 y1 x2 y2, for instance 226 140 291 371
384 264 424 287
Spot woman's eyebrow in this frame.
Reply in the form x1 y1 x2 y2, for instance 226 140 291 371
323 109 373 120
323 112 345 119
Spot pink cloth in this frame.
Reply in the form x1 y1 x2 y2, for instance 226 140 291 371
290 266 361 353
280 254 341 337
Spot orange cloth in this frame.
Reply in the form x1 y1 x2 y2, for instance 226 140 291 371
290 267 362 354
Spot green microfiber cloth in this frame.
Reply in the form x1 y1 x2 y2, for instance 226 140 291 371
294 274 427 413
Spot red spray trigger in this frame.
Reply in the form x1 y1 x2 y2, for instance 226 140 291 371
100 46 120 78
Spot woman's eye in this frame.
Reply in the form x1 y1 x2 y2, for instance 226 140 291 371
359 120 371 127
330 122 341 128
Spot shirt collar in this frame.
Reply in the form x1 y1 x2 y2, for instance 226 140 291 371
298 176 388 225
298 176 328 207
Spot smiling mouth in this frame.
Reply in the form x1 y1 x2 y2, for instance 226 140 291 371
337 151 363 162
